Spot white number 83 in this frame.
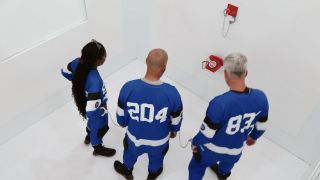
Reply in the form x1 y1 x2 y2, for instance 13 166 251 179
226 111 261 135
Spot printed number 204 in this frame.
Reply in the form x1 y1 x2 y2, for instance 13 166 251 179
127 102 168 123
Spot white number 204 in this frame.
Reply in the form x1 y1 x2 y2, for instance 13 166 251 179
226 111 261 135
127 102 168 123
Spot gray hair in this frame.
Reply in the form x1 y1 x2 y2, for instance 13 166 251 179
224 53 248 78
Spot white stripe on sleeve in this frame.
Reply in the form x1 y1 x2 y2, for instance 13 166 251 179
117 106 124 116
255 121 267 131
200 123 216 138
86 99 101 112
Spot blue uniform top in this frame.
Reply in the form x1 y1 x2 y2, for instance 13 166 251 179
61 58 108 119
192 88 269 157
116 79 183 154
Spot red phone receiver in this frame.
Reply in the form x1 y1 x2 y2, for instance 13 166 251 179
202 55 224 73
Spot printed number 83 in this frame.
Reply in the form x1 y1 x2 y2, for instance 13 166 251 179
226 111 261 135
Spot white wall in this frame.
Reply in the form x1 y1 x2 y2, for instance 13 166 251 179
0 0 137 145
135 0 320 175
0 0 87 62
1 0 319 177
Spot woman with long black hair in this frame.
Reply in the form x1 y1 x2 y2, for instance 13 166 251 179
61 39 116 157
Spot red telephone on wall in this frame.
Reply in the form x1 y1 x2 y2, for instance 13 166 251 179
202 55 224 73
222 3 238 37
226 3 238 18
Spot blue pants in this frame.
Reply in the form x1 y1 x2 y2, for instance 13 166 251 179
188 148 240 180
123 145 168 173
87 114 109 146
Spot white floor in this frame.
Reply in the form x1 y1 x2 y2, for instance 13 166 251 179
0 60 310 180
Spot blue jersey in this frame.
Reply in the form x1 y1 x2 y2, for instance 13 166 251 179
61 58 108 119
116 79 183 153
192 88 268 157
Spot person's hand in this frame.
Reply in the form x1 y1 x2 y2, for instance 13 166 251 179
191 145 198 153
170 131 177 138
246 137 256 146
191 145 201 162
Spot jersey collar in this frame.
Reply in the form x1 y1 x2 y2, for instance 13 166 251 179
230 87 251 94
141 78 163 85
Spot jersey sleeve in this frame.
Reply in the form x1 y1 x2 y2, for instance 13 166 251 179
170 87 183 132
61 61 74 81
61 58 79 81
85 79 104 119
192 99 222 146
116 83 129 127
249 95 269 140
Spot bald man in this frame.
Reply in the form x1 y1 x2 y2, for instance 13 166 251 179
114 49 183 180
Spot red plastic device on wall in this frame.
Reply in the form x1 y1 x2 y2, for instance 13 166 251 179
202 55 224 73
226 4 238 18
222 3 239 37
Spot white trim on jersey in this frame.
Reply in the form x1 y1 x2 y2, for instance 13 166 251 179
171 112 183 125
61 67 72 74
86 99 101 112
200 122 216 138
255 121 267 131
204 143 244 156
117 106 124 116
100 107 108 116
126 130 170 147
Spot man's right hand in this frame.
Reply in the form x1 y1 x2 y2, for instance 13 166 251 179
191 145 198 153
170 131 177 138
191 145 202 162
246 137 256 146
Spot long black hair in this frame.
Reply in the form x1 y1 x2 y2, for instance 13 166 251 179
72 40 106 118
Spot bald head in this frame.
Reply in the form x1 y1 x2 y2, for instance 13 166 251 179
145 49 168 80
146 49 168 67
